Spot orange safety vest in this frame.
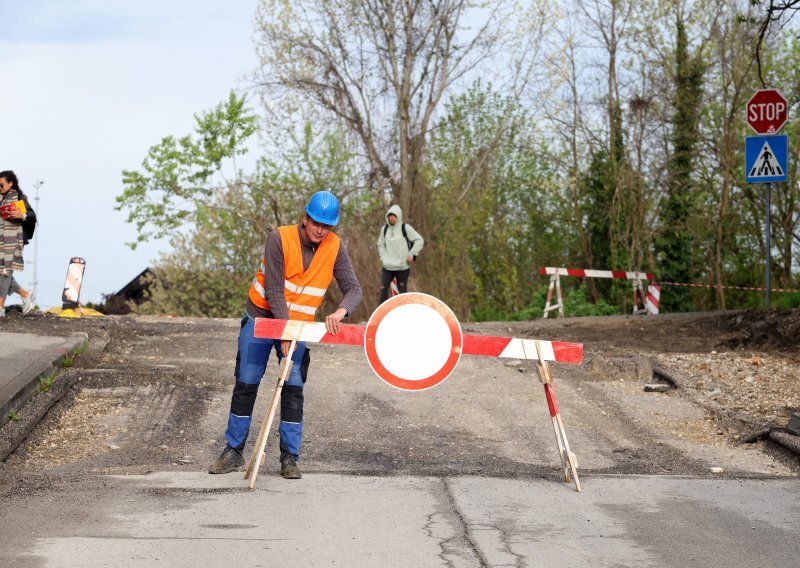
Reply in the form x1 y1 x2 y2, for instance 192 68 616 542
248 225 340 321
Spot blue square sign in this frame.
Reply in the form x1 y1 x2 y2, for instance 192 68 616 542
745 135 788 183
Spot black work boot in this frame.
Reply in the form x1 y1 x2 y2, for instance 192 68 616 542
280 451 302 479
208 446 244 474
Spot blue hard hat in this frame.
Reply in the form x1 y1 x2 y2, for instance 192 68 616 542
305 191 340 225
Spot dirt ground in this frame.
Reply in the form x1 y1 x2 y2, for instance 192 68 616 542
481 308 800 433
0 307 798 482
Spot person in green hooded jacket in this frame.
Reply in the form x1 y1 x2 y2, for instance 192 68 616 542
377 204 424 303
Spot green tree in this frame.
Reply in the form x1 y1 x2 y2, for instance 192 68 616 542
118 92 364 316
655 14 704 312
253 0 544 243
427 82 562 320
116 91 258 247
572 0 646 309
751 0 800 85
698 2 760 309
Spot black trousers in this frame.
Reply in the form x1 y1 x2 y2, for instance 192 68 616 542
379 268 410 303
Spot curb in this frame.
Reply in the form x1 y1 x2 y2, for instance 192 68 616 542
0 332 88 429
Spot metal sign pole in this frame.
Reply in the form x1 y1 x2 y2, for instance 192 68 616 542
32 180 43 300
765 182 771 308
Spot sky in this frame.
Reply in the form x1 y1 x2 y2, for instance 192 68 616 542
0 0 260 306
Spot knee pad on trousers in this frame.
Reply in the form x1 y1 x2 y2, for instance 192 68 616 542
230 381 259 417
281 384 304 423
300 348 310 383
232 315 248 379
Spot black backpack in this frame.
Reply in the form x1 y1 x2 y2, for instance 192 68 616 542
383 222 418 259
22 216 35 242
19 192 36 242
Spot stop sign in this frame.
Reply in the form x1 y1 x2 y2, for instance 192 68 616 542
747 89 788 135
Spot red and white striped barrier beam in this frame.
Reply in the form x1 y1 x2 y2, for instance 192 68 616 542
539 267 654 281
461 334 583 364
659 281 800 293
254 319 584 364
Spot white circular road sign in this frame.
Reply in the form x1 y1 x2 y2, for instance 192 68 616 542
364 293 463 391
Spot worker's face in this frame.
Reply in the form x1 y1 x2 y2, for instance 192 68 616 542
303 214 332 244
0 178 11 194
387 213 397 225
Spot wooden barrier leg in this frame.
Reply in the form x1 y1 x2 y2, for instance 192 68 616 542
555 275 564 318
632 279 647 315
554 407 580 490
533 341 581 492
543 274 565 319
243 373 282 483
244 330 301 489
243 358 287 483
545 385 570 482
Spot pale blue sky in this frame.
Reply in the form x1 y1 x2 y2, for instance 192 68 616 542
0 0 260 305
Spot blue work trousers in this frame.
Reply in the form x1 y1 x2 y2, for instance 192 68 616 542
224 315 307 460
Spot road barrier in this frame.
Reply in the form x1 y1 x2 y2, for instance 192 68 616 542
255 320 584 364
540 267 798 317
646 282 661 315
248 293 583 491
61 257 86 310
539 267 656 318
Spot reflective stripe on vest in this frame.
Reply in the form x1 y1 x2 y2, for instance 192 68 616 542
247 224 340 321
251 259 267 299
284 279 327 298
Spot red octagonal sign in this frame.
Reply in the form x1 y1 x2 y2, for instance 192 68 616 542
747 89 788 135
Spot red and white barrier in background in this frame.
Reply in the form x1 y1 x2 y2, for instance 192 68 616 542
538 266 656 317
539 267 654 281
539 267 797 317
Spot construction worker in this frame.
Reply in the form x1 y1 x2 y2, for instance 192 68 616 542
377 204 424 303
209 191 362 479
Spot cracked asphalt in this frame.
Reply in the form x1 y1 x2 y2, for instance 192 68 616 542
0 312 798 567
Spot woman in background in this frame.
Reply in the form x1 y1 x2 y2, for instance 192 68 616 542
0 170 36 317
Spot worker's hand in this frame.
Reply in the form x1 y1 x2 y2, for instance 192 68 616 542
407 254 415 264
325 308 347 335
281 339 292 358
9 210 25 220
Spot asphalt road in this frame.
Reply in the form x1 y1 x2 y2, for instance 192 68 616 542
0 313 798 567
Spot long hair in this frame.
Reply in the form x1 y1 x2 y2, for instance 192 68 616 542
0 170 19 191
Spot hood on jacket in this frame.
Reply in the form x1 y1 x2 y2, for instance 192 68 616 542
385 204 404 226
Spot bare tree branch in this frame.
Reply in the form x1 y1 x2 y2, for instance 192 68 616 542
754 0 800 86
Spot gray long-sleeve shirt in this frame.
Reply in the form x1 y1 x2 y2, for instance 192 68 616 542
245 224 362 321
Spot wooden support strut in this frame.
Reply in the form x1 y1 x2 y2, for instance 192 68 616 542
243 325 303 489
530 340 581 492
543 273 564 318
631 278 649 315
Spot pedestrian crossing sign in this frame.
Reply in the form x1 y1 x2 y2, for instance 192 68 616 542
745 135 788 183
